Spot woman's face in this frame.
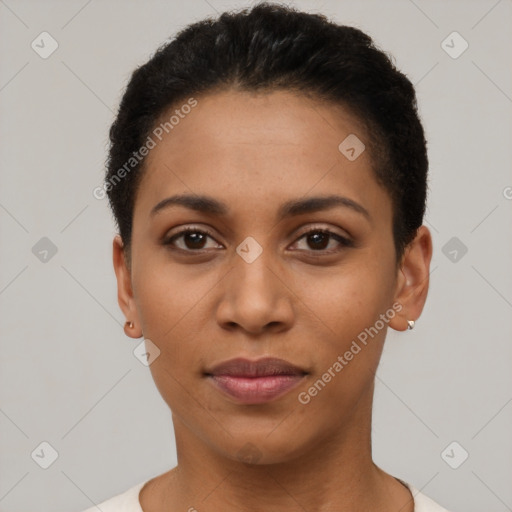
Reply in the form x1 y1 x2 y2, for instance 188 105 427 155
114 89 422 464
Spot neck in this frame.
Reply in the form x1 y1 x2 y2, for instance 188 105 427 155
146 385 413 512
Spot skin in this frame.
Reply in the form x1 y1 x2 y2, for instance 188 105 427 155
113 89 433 512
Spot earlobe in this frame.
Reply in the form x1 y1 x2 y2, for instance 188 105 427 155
388 226 433 332
112 235 143 338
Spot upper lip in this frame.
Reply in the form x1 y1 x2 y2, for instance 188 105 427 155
205 357 308 377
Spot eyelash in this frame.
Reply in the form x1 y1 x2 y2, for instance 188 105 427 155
162 226 353 255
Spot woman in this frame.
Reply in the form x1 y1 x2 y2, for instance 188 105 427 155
82 3 450 511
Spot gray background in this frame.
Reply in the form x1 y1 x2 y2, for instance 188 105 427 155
0 0 511 511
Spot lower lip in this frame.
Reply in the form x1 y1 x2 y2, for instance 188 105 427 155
207 374 306 404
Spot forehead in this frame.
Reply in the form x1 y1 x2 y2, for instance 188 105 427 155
135 89 391 224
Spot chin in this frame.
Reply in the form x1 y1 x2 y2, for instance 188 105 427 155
208 424 315 466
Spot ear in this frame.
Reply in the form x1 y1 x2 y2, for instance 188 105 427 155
112 235 143 338
388 225 433 332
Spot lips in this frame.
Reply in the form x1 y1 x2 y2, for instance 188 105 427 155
205 357 308 404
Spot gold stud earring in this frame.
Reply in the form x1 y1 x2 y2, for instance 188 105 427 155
125 321 134 329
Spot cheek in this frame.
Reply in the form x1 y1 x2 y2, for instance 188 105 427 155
132 250 218 339
292 265 392 397
131 255 221 402
296 264 388 344
134 274 208 416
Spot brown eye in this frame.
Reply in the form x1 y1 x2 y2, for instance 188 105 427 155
306 231 330 250
292 228 353 253
181 231 207 249
163 227 222 252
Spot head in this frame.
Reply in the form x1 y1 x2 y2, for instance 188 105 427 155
109 3 432 465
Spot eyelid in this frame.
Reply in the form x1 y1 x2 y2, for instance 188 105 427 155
294 223 352 242
163 225 222 245
290 225 354 252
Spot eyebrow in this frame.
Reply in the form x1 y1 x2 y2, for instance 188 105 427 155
150 193 371 223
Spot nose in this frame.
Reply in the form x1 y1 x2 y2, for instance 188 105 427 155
215 246 295 335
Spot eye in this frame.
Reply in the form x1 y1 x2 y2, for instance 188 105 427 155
162 226 353 255
162 227 222 252
291 227 353 253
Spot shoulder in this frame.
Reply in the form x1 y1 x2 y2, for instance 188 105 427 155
78 480 148 512
402 480 453 512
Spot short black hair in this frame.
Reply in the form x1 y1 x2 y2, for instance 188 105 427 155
105 2 428 266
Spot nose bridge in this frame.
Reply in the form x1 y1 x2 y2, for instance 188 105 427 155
216 235 293 332
231 236 279 302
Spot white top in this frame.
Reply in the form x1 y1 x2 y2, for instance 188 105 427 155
79 478 452 511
